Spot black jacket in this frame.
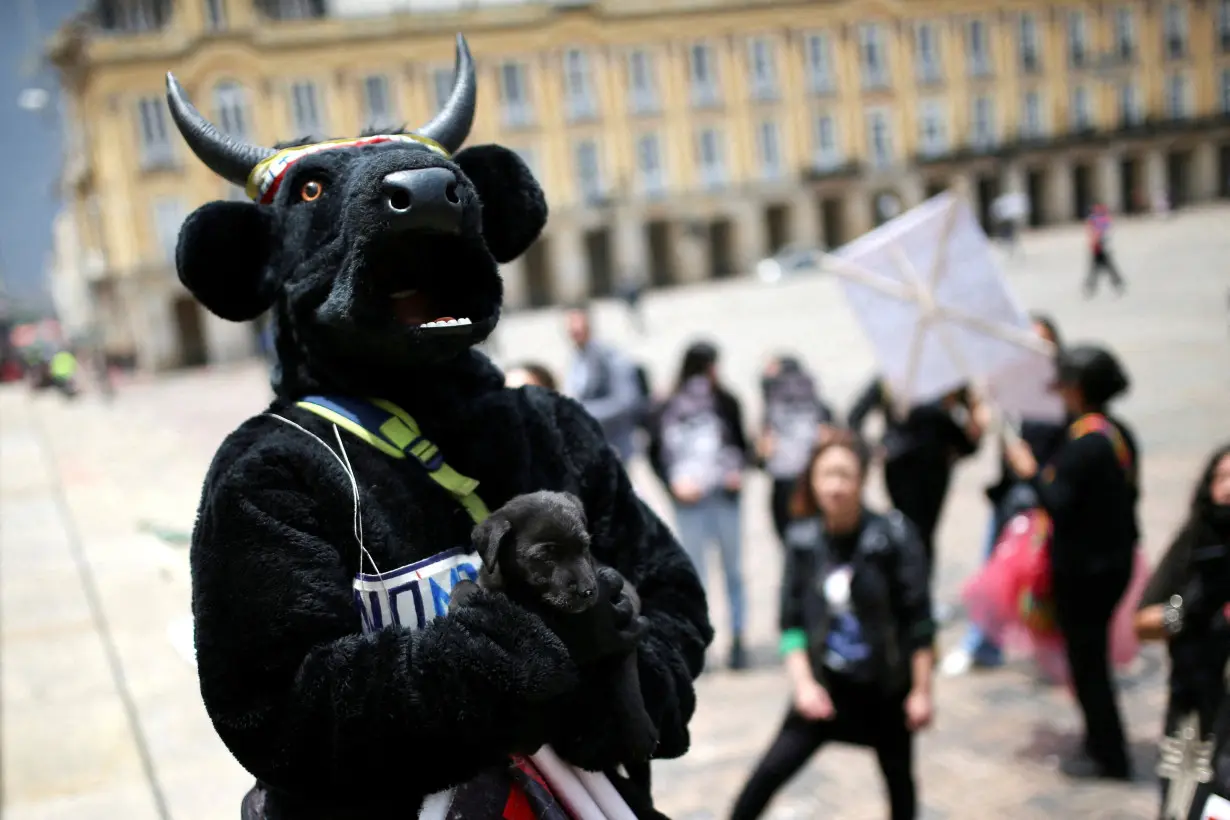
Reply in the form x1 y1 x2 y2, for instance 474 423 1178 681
984 420 1067 513
847 379 979 467
779 509 935 695
190 351 711 818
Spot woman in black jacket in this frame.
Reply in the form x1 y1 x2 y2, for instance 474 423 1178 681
1135 443 1230 819
1004 343 1139 781
729 430 936 820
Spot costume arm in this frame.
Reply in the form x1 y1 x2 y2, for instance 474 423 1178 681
546 395 713 768
191 440 576 800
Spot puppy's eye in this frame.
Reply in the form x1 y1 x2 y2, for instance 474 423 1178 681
300 179 325 202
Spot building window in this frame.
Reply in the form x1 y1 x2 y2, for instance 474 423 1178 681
859 23 890 89
98 0 171 32
1068 11 1088 68
205 0 226 30
1019 13 1041 73
574 139 604 203
1222 68 1230 114
865 106 893 168
689 43 721 107
498 61 533 128
748 38 779 101
813 112 842 169
255 0 324 20
967 18 993 78
917 98 947 156
696 127 726 189
135 96 174 170
627 49 659 114
431 67 455 114
150 197 187 265
360 74 394 129
635 133 665 196
1114 7 1136 60
1021 89 1044 138
213 81 250 139
914 22 943 85
1164 2 1188 59
756 119 782 179
1118 81 1143 126
1220 0 1230 53
289 80 324 136
563 49 598 122
1166 72 1191 118
1070 84 1092 130
804 32 836 94
971 95 996 148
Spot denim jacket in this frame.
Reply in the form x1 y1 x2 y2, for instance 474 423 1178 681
779 509 935 695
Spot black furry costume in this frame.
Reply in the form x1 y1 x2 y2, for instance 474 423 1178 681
168 35 712 819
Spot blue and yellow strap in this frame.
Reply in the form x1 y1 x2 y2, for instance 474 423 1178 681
296 395 490 525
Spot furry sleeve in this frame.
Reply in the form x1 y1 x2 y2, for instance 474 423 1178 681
540 393 714 768
190 427 577 801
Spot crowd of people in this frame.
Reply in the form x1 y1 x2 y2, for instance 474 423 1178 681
504 304 1230 820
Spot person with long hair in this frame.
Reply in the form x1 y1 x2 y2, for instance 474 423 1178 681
1135 444 1230 819
648 340 752 669
1003 343 1139 780
729 430 935 820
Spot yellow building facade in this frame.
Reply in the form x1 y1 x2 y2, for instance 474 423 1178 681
51 0 1230 370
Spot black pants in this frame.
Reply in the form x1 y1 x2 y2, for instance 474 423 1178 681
1085 247 1125 295
770 478 796 545
730 678 916 820
884 454 951 581
1053 567 1132 775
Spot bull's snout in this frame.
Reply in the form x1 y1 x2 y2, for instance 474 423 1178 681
381 168 462 234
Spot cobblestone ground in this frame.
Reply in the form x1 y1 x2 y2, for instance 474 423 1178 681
2 207 1228 819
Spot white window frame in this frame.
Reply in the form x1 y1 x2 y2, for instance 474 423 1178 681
813 112 842 170
635 132 666 196
213 81 250 140
1164 1 1188 59
1021 89 1045 138
563 49 598 122
1068 11 1088 68
967 18 993 78
1166 71 1191 118
696 127 727 189
1070 84 1092 130
289 80 324 136
971 94 996 148
756 119 783 179
1019 13 1041 73
1118 80 1143 125
1221 68 1230 114
914 22 942 85
804 32 836 94
431 66 455 115
360 74 395 129
1114 6 1136 60
150 196 187 265
865 106 894 168
136 96 174 169
626 49 659 114
205 0 227 30
498 61 534 128
574 138 605 203
1220 0 1230 52
859 24 890 89
689 42 721 107
917 98 947 156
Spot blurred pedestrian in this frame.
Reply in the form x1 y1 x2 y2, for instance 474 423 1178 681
758 355 835 544
1003 343 1139 780
505 362 557 391
1085 203 1126 298
563 304 647 463
648 340 752 670
1136 443 1230 819
619 279 646 335
729 430 935 820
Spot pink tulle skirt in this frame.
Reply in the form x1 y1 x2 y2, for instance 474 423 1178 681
962 509 1151 688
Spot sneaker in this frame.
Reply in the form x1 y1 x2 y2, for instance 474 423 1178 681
941 649 973 677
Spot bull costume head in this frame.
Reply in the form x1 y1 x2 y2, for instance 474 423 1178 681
168 35 547 389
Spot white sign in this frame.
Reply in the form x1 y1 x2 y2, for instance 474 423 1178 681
826 192 1049 412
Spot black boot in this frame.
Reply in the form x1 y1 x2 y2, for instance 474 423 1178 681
728 636 748 670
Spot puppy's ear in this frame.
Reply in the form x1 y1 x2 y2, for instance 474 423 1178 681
471 516 512 575
559 491 588 530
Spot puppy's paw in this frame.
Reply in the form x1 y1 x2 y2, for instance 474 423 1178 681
449 579 481 611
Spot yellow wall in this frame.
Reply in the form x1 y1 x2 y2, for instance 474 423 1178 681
59 0 1230 275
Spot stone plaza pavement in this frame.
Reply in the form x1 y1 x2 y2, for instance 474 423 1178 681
2 206 1228 819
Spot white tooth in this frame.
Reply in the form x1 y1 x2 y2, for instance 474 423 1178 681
457 318 471 325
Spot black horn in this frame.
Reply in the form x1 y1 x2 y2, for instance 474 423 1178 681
165 73 276 189
417 34 477 155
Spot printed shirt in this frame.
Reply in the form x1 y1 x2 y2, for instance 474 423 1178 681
821 563 873 677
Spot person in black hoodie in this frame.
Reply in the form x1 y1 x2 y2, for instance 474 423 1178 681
729 430 935 820
1004 343 1139 781
1135 444 1230 819
848 380 984 581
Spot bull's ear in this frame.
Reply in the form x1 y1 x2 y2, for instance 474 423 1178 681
176 200 277 322
454 144 548 264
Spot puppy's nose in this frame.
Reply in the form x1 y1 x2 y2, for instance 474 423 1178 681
577 585 597 600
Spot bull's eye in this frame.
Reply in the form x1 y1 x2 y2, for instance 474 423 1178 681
300 180 324 202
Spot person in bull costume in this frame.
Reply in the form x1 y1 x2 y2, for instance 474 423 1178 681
166 35 711 820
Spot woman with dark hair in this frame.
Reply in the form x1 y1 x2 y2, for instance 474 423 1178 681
1135 444 1230 819
648 340 752 669
1004 343 1140 780
729 430 935 820
505 361 558 391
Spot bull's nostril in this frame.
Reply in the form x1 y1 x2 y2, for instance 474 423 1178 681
387 189 412 212
445 182 459 204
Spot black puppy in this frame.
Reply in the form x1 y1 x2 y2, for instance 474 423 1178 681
451 490 659 764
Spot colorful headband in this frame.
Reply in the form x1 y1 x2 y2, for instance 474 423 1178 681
245 133 451 204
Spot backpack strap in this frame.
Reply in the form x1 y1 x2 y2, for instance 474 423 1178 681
1069 413 1133 474
296 395 490 524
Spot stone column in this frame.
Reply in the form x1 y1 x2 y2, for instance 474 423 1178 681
613 205 649 288
844 187 873 240
1046 158 1074 223
1193 140 1219 201
789 190 821 248
673 220 708 284
547 225 589 305
1001 161 1025 196
731 198 767 274
499 256 528 310
1096 152 1123 212
1144 148 1167 206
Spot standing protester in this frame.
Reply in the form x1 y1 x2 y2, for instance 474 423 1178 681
848 379 984 582
729 431 935 820
648 341 752 670
758 355 836 544
1004 344 1139 780
944 315 1066 675
564 304 648 463
1085 203 1127 298
1135 444 1230 820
